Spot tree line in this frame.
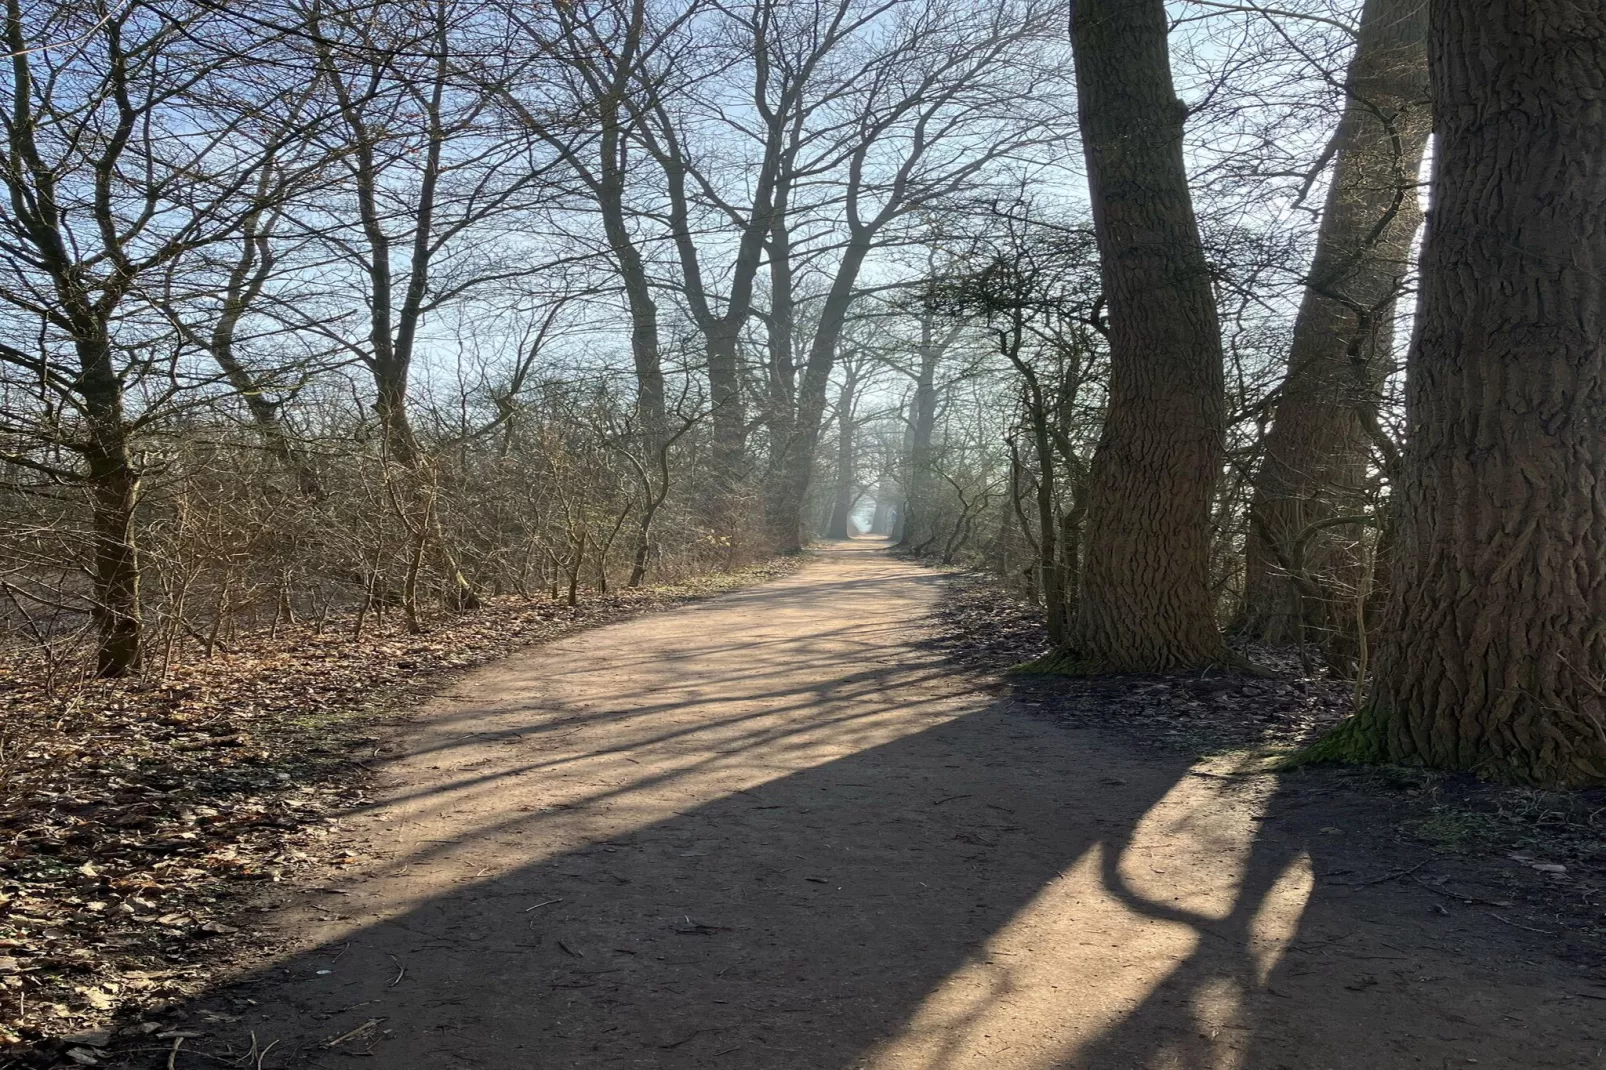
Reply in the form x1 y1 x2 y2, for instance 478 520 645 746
1 0 1601 788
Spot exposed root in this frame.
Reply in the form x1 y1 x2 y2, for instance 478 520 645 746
1010 645 1271 678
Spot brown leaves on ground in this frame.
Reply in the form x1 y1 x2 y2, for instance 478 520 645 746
0 561 799 1066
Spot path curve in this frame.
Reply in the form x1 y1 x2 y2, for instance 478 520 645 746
167 542 1603 1069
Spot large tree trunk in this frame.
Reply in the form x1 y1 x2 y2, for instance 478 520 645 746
598 128 668 580
1240 0 1430 644
610 229 668 451
1062 0 1228 671
761 215 801 550
770 373 828 553
1321 0 1606 787
705 323 747 499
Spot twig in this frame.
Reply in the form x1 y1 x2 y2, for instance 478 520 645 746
1334 860 1428 887
169 1037 185 1070
1484 911 1557 936
387 953 405 988
1410 875 1513 908
323 1018 385 1049
524 898 564 912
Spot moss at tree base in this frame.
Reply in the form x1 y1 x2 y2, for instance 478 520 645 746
1286 704 1606 790
1009 647 1104 676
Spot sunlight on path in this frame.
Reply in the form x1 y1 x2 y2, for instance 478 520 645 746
296 542 982 933
198 540 1603 1070
864 760 1315 1070
264 543 1322 1069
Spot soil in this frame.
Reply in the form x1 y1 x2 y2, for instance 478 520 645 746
100 540 1606 1069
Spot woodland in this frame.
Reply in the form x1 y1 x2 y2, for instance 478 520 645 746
0 0 1603 1059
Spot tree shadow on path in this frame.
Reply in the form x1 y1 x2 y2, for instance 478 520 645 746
105 546 1606 1070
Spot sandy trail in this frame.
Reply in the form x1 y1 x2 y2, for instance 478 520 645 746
161 541 1605 1069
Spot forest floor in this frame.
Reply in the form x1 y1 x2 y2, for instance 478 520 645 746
34 539 1606 1069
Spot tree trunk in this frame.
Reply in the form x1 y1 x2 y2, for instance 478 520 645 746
771 239 873 553
705 323 747 499
825 372 858 540
1031 415 1066 645
602 194 668 453
1320 0 1606 787
894 317 942 551
869 493 890 536
1063 0 1228 671
374 370 419 467
1240 0 1430 643
762 215 801 549
80 338 142 677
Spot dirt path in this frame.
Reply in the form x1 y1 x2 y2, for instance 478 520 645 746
146 541 1605 1069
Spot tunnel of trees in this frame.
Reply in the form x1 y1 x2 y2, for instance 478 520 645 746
0 0 1602 788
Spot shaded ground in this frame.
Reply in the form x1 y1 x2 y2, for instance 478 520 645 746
925 569 1606 961
91 541 1606 1068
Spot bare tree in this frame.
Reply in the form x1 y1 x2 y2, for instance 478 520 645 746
765 0 1072 551
0 0 311 674
494 0 686 459
1239 0 1430 647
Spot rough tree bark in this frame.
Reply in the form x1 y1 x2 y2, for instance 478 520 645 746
1240 0 1430 643
1316 0 1606 787
1058 0 1228 671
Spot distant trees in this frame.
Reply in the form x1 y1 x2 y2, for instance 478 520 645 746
2 0 1603 789
0 0 1074 678
889 300 967 555
757 0 1072 552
